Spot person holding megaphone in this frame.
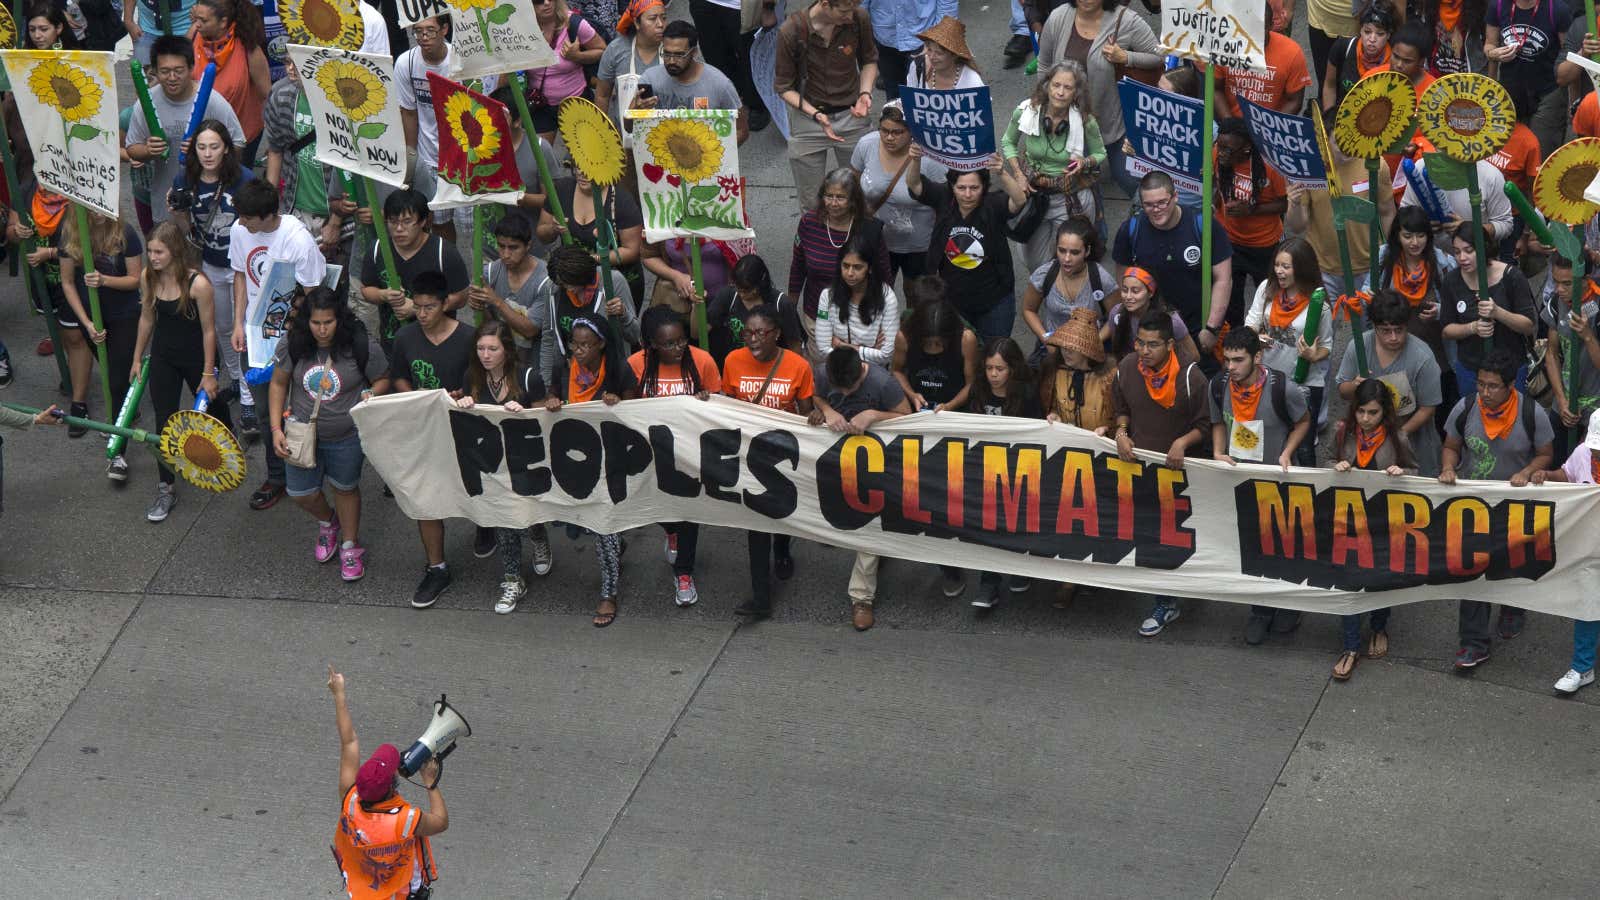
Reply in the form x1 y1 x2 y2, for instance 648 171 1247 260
328 666 448 900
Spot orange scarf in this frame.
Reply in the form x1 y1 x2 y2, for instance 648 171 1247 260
1268 288 1309 330
1138 351 1179 409
196 25 238 71
1355 424 1387 468
1479 391 1519 442
1393 259 1429 305
30 189 66 237
1229 370 1264 422
1439 0 1462 32
568 358 606 404
1357 45 1391 77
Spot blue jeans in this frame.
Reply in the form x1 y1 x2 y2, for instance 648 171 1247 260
285 432 365 497
1102 141 1142 199
1010 0 1029 35
970 293 1017 342
1573 620 1600 673
1341 608 1392 652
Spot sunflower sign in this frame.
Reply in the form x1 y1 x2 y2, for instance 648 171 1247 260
442 0 556 80
1536 138 1600 222
0 51 120 217
287 44 409 187
282 0 365 50
426 72 524 208
627 109 753 243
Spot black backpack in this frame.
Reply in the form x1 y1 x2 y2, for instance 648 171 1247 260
1462 393 1539 444
1209 368 1293 430
566 12 610 84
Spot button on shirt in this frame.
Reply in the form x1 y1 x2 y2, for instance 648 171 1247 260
775 6 880 110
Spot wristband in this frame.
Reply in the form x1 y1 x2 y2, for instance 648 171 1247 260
858 91 871 99
811 110 823 123
1201 324 1218 336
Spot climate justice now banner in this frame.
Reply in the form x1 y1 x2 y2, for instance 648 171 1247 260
352 392 1600 617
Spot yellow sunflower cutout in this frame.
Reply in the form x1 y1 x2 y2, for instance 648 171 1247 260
1334 71 1415 159
283 0 364 50
1417 73 1512 164
1534 138 1600 225
0 5 17 51
445 91 501 163
315 59 387 128
160 410 247 492
559 98 625 186
645 117 724 184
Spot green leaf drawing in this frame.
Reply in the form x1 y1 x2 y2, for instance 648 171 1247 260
471 162 503 178
681 212 739 231
356 121 389 140
487 4 515 24
67 123 102 142
688 185 720 204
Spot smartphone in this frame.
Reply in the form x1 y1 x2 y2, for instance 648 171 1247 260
636 83 653 100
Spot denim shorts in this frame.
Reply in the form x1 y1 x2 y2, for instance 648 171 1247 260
285 432 365 497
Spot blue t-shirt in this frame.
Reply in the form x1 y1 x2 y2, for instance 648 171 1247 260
136 0 195 40
173 169 254 269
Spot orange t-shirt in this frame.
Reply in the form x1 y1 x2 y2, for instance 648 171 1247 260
1216 32 1312 117
1213 151 1287 249
628 345 724 397
721 348 814 412
1487 122 1541 195
1575 92 1600 139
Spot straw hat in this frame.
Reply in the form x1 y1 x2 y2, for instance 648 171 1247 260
1045 307 1105 365
916 16 975 66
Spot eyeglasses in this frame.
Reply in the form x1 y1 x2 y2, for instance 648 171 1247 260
660 49 692 59
1134 339 1170 350
154 66 189 77
412 26 442 36
653 337 688 349
745 327 778 339
1140 196 1173 211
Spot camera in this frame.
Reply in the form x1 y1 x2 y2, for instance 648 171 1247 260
167 187 194 212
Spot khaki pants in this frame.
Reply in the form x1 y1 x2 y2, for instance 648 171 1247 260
787 106 872 212
847 552 879 605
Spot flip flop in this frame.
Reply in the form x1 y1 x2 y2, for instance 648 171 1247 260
1366 630 1389 659
1332 650 1359 681
593 599 618 628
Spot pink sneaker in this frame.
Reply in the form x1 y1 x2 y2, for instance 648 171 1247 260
315 516 340 563
340 545 365 581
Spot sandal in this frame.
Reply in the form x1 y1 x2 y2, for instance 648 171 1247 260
1053 583 1077 610
1366 630 1389 659
593 597 618 628
1332 650 1359 681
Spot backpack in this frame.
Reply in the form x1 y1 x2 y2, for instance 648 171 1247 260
1121 206 1204 268
566 13 609 84
1462 392 1539 444
1040 258 1106 311
1209 367 1292 429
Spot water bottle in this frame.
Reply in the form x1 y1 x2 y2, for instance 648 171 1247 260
193 388 210 414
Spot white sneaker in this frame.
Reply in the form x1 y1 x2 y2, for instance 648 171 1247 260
1554 669 1594 695
674 574 698 607
495 579 525 614
530 535 553 576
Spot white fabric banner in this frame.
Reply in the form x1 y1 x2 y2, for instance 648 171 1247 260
1161 0 1267 70
0 50 121 217
442 0 556 80
288 45 410 188
353 392 1600 618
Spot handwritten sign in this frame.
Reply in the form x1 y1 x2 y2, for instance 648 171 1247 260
897 85 995 172
1117 78 1203 192
1239 97 1326 188
288 44 409 187
395 0 448 27
1160 0 1266 69
443 0 556 80
1417 73 1512 164
0 50 121 217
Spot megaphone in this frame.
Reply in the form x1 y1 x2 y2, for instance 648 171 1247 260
399 695 471 781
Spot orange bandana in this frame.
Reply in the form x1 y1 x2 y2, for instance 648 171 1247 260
1268 288 1309 330
1393 259 1429 305
1230 369 1264 422
1138 351 1179 409
1479 391 1519 442
1356 424 1387 468
30 189 66 237
1439 0 1462 33
1591 454 1600 484
568 358 606 404
196 25 238 71
1357 45 1391 76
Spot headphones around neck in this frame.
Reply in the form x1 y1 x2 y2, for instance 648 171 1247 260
1041 114 1071 137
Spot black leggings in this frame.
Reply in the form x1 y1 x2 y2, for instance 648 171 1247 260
745 530 792 609
148 350 233 484
100 318 139 422
1229 242 1280 328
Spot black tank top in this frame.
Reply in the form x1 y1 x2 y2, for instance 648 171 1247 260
904 338 965 406
151 274 205 362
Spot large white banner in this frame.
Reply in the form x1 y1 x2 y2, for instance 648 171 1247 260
1161 0 1267 70
0 50 121 217
442 0 555 80
352 392 1600 618
288 45 409 187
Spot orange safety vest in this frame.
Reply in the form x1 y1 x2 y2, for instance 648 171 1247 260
332 785 437 900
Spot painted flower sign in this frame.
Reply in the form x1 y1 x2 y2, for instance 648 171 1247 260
288 44 409 187
0 50 120 216
558 97 624 186
442 0 555 80
282 0 365 50
426 72 524 209
628 108 753 243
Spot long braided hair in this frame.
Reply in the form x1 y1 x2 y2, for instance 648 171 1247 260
1215 118 1264 213
639 305 702 398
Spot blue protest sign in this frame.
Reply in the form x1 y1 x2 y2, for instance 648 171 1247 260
1117 78 1203 192
1237 97 1328 189
898 85 995 172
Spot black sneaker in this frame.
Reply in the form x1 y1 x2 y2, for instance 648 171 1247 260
413 565 452 608
1496 609 1526 640
249 481 285 510
0 343 13 388
106 455 129 483
734 599 771 621
1003 33 1031 69
1272 609 1302 634
1244 614 1271 646
67 402 88 438
473 526 496 559
774 553 795 581
238 404 260 442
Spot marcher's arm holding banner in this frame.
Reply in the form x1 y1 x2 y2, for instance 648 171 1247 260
269 365 291 458
853 394 912 432
994 155 1027 214
1212 422 1233 465
1439 435 1462 484
1280 414 1312 472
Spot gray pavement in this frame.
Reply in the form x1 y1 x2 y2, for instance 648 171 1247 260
2 2 1599 898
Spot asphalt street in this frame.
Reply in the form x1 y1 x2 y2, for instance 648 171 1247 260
1 2 1597 897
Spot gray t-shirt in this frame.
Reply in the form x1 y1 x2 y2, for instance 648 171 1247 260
1538 299 1600 419
1444 392 1555 481
851 132 945 255
815 361 907 418
1336 332 1444 475
1027 260 1113 336
1206 367 1307 462
535 268 639 387
487 256 549 363
596 36 661 122
273 336 389 444
124 87 245 226
642 63 741 112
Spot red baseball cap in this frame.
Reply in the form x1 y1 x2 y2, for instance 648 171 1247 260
356 744 400 802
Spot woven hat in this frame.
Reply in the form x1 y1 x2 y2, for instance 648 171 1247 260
1045 307 1105 364
916 17 975 66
